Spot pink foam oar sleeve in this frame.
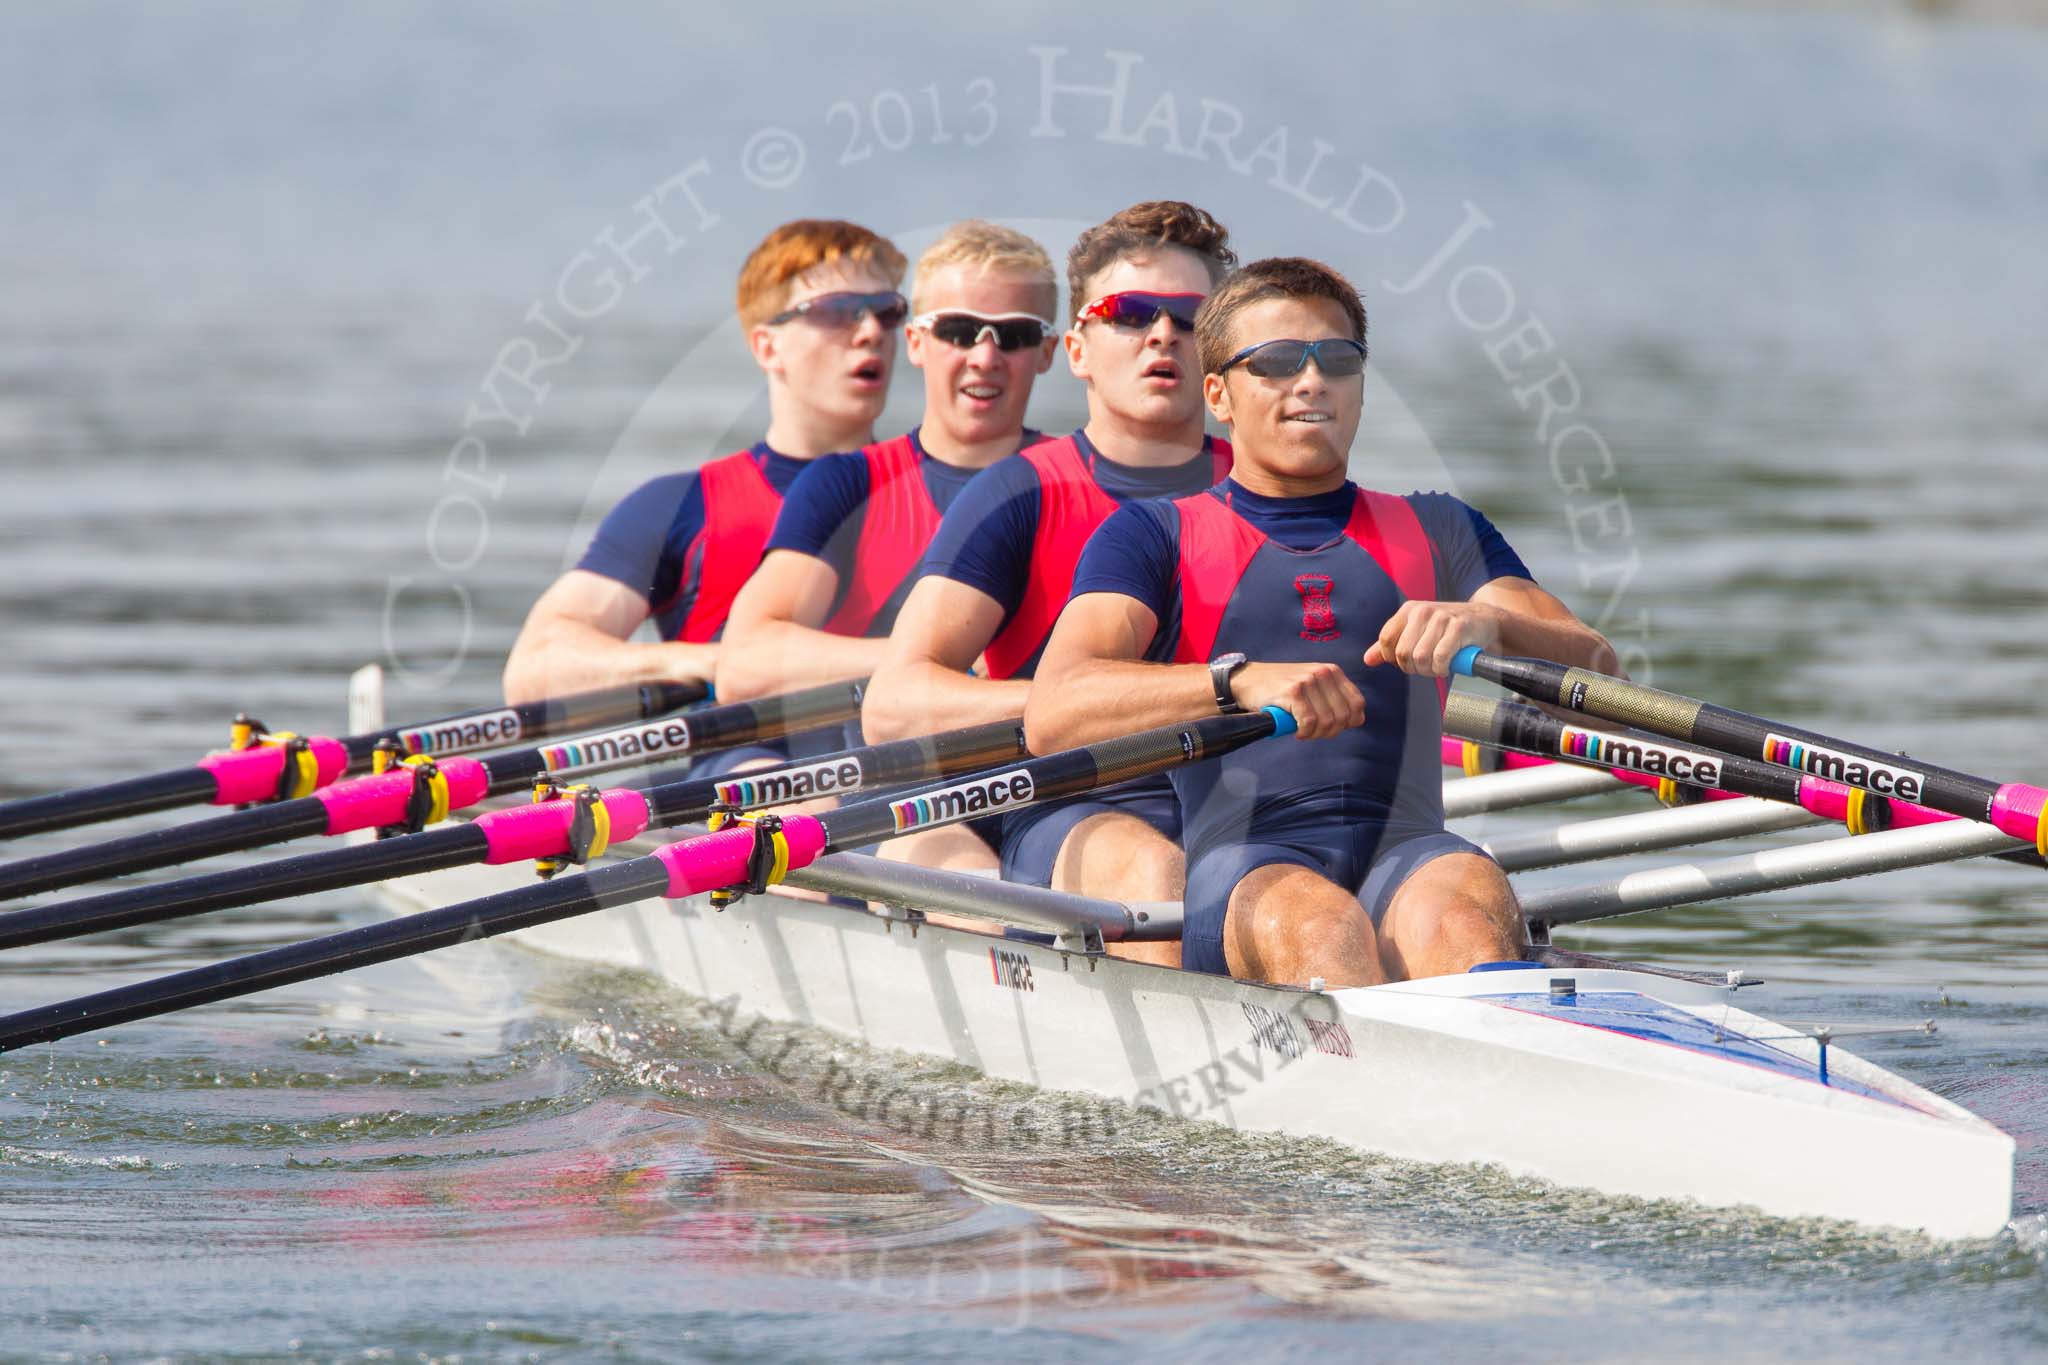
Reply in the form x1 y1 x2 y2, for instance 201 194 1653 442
1437 738 1551 774
476 789 653 864
198 737 351 805
1990 783 2047 849
312 758 494 835
1799 778 1956 830
652 815 828 899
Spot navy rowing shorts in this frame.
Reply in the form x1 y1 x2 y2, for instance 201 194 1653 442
997 774 1182 887
1180 826 1485 976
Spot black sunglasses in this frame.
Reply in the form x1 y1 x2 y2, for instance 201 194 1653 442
913 310 1050 352
767 290 909 329
1216 337 1367 379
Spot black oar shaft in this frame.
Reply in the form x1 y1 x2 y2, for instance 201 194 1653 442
0 802 330 902
336 679 711 765
642 718 1024 825
0 858 671 1052
0 770 218 843
0 826 493 952
1446 692 1806 803
814 710 1278 849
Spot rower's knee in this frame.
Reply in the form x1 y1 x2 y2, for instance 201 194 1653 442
1225 864 1379 985
1053 814 1182 901
1437 891 1523 956
1376 853 1522 978
1116 833 1183 901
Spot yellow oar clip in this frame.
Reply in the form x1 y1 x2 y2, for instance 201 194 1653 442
708 813 792 909
400 754 452 826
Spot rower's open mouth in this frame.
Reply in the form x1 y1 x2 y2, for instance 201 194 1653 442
850 360 884 382
1142 360 1180 382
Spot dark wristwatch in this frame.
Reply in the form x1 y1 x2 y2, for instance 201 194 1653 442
1209 652 1249 714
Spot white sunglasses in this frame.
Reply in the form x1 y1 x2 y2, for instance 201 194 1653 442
909 310 1053 351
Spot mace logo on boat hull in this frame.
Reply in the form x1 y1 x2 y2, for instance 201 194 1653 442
399 708 522 755
890 769 1035 831
989 946 1035 992
1559 726 1724 787
716 758 864 809
537 719 694 774
1761 733 1925 801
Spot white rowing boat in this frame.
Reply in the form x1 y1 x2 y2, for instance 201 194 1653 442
351 669 2017 1240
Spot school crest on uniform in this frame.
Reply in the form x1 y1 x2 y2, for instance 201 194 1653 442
1295 573 1339 641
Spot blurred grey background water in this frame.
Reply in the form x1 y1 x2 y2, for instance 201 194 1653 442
2 2 2045 1360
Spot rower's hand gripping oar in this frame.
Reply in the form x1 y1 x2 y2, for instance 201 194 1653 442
0 717 1026 952
0 681 859 902
1450 647 2048 855
0 679 710 843
0 707 1294 1052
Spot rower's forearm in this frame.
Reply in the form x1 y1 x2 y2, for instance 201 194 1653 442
714 621 884 702
1495 613 1620 678
862 661 1030 742
1024 661 1213 753
503 626 715 703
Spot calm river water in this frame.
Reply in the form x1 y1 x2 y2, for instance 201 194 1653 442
2 2 2044 1360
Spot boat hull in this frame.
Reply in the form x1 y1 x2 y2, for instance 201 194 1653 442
375 858 2015 1240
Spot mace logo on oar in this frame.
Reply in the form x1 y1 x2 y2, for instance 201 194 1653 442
716 757 865 808
890 770 1036 831
1560 726 1725 786
539 719 695 775
1762 734 1926 801
398 708 524 755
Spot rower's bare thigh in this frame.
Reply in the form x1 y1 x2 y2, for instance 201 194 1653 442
1052 811 1183 967
875 824 1000 873
1050 810 1182 899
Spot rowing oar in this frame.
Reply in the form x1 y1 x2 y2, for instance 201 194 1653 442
1443 690 2048 873
1444 691 1982 833
0 681 860 902
0 707 1294 1051
0 716 1023 951
1450 648 2048 855
0 679 711 843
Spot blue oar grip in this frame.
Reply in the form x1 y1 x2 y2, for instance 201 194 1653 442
1450 646 1486 677
1260 705 1298 737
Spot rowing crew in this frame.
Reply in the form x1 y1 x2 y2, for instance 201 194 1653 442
500 202 1619 989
